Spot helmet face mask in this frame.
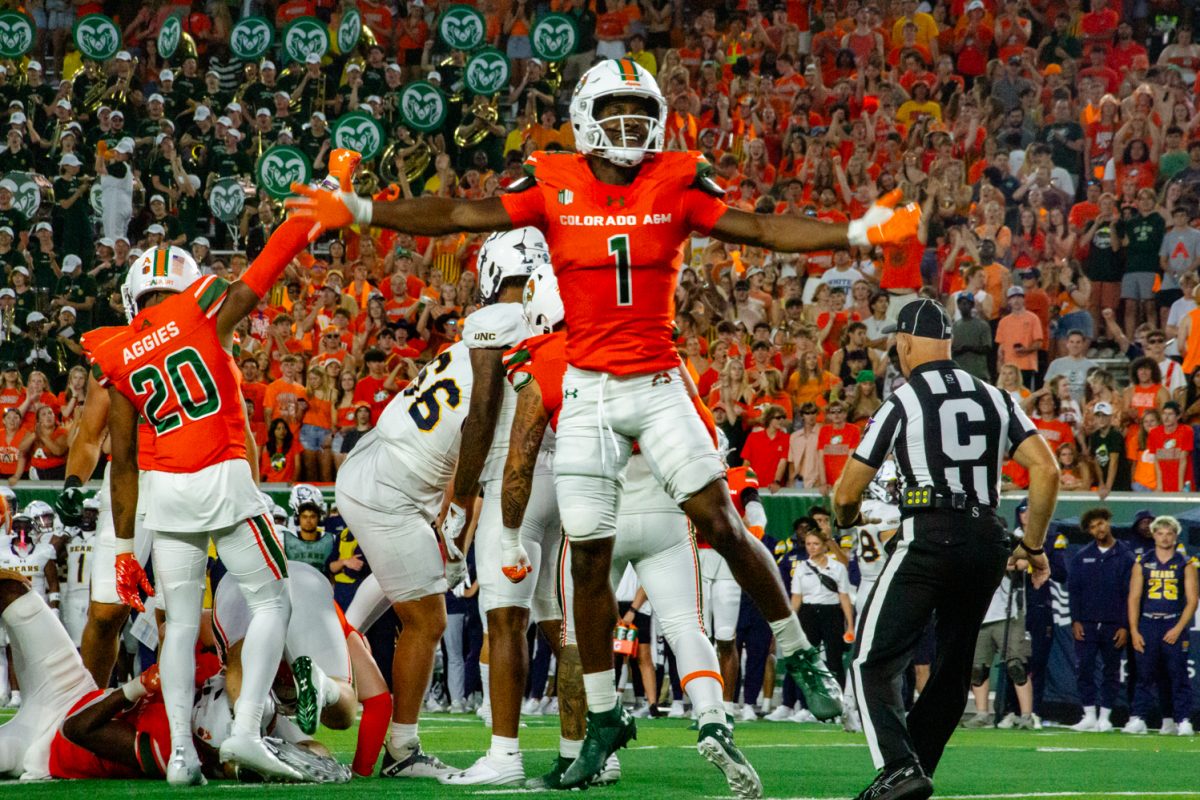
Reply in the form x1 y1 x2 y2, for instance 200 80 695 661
122 245 203 321
81 498 100 532
570 60 666 168
522 264 563 335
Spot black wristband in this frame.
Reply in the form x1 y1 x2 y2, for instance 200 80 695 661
1018 539 1044 557
63 475 83 490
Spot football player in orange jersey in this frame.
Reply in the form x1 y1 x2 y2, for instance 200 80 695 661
501 267 761 797
287 60 919 784
84 151 354 786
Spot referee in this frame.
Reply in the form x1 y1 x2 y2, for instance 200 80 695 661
832 299 1060 800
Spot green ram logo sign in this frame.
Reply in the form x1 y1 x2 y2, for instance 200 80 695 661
282 17 329 64
73 14 122 61
230 17 274 60
336 8 362 54
465 48 511 96
331 111 385 161
399 81 448 133
209 178 246 224
157 14 182 60
437 5 485 51
0 12 34 59
2 173 39 219
531 14 578 62
255 146 313 199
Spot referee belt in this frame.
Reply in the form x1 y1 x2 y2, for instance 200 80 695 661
899 487 991 518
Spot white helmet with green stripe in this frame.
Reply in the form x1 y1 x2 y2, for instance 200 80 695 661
569 58 665 167
122 244 202 321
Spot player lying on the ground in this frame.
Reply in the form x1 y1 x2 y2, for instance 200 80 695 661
499 266 762 799
211 558 392 776
0 568 349 783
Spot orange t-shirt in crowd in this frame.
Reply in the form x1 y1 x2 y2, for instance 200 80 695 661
28 427 68 472
0 425 27 476
739 428 789 487
878 237 924 291
260 440 303 482
264 379 306 418
818 423 861 485
301 394 333 430
1126 425 1157 490
1033 417 1074 452
995 310 1042 371
1147 424 1195 492
1129 383 1163 420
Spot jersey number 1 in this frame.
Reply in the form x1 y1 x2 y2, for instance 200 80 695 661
130 347 222 434
609 235 632 307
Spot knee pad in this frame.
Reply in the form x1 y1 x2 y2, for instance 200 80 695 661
241 578 291 618
1006 659 1028 686
970 664 989 687
556 475 619 541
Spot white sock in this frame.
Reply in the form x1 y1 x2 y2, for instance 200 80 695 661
236 587 290 738
724 700 736 716
560 737 582 759
389 721 419 752
321 674 342 708
1083 705 1096 718
769 615 811 656
1099 707 1112 722
583 671 618 713
161 619 202 749
490 735 520 758
0 649 8 696
481 663 491 705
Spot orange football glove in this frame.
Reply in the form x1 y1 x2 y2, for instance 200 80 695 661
140 663 162 696
500 526 532 583
115 552 154 612
326 148 362 191
847 189 922 247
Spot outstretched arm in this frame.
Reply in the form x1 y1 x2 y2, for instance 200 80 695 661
711 189 920 252
287 181 514 237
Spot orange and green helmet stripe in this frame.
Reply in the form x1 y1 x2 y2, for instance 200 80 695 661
616 58 638 81
151 247 171 277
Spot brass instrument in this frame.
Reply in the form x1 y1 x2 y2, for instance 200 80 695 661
179 32 198 61
545 59 563 95
47 119 66 161
183 141 207 171
80 61 108 115
439 54 463 104
353 164 379 198
454 96 499 149
314 67 327 118
283 64 304 112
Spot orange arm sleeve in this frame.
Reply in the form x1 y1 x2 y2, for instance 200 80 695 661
239 217 311 299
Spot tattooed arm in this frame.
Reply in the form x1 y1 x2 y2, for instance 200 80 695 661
501 376 551 530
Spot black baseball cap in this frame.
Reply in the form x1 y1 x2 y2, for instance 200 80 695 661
884 299 952 340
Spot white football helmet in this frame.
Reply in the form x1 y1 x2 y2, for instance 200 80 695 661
0 485 17 518
477 227 551 304
81 497 101 532
289 483 327 523
866 459 899 506
26 500 59 540
522 264 564 335
122 245 203 320
569 58 666 167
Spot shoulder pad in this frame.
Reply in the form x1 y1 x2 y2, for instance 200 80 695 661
692 154 725 197
1054 534 1068 549
462 303 528 350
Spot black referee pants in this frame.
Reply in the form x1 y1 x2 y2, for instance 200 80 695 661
851 509 1010 776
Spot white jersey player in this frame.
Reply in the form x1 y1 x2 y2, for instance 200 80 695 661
61 499 100 647
0 516 59 604
443 230 565 787
25 501 64 549
335 284 538 780
840 461 901 613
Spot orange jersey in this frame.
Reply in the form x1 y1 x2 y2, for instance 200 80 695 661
500 151 729 376
726 464 760 517
86 276 247 473
49 689 170 779
506 330 568 430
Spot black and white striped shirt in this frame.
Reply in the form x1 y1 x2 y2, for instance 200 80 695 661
852 360 1039 508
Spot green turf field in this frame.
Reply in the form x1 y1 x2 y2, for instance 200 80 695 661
4 709 1200 799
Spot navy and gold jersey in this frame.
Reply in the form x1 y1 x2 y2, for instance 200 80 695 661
1137 551 1193 617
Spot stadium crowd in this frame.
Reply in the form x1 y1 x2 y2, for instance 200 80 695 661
0 0 1196 769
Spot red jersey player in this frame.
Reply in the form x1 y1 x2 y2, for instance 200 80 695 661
286 60 918 784
85 150 354 785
